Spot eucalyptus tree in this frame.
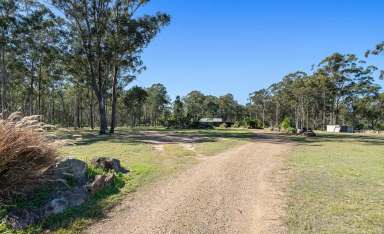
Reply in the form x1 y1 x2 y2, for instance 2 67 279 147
123 86 147 127
250 89 271 127
203 95 219 118
13 2 64 115
173 95 184 126
317 53 376 124
0 0 17 114
107 1 170 133
366 42 384 80
50 0 170 134
218 94 239 122
183 91 206 122
353 93 384 130
145 83 169 126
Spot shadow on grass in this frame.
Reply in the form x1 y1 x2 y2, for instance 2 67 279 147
57 128 259 146
286 132 384 146
55 127 384 148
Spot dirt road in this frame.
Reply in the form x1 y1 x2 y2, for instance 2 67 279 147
87 136 292 234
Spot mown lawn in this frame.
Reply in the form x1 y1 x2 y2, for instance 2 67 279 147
287 133 384 233
0 128 252 234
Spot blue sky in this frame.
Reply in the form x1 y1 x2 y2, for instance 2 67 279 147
132 0 384 104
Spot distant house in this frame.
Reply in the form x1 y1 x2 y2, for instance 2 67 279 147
199 118 233 127
326 125 353 133
199 118 223 124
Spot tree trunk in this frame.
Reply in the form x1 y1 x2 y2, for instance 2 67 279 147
28 62 35 115
38 65 42 114
76 91 81 128
0 45 7 116
97 93 108 134
110 65 118 133
89 88 94 129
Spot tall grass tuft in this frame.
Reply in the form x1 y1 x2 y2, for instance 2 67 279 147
0 120 58 205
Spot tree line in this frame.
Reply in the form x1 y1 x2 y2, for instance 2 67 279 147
123 86 246 128
0 0 169 134
1 1 383 133
249 52 384 131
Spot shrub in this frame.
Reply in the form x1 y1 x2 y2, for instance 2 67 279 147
233 121 242 128
0 120 58 205
280 117 292 130
287 127 297 134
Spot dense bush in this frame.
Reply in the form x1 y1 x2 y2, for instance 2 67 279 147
0 120 58 205
233 119 263 129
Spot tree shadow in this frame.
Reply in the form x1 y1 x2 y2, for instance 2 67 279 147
56 128 259 146
286 133 384 146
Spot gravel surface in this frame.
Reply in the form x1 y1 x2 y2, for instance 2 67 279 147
86 136 292 234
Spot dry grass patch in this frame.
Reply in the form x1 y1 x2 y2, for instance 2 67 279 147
0 121 58 205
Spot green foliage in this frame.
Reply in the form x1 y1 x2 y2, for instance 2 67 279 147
287 127 296 134
249 52 383 131
280 117 291 129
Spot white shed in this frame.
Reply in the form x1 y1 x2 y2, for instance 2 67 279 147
326 125 353 133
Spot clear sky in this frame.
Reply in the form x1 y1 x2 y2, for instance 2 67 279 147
132 0 384 104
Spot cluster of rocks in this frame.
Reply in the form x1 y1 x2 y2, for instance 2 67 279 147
4 112 56 132
2 157 128 230
297 128 317 137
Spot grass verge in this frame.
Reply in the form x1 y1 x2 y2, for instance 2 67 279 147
287 133 384 233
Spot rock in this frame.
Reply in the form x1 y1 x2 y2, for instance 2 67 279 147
87 174 115 195
91 157 129 174
42 187 88 217
4 187 89 229
3 208 42 230
50 158 88 185
304 130 316 137
43 198 68 215
7 111 23 122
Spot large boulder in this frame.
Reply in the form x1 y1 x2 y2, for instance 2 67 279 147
91 157 129 174
4 187 89 229
42 187 89 217
48 158 88 186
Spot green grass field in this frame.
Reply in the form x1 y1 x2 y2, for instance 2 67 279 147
287 133 384 233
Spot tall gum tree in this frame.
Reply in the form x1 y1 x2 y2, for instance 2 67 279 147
51 0 170 134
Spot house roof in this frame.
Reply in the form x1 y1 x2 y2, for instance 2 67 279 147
199 118 223 123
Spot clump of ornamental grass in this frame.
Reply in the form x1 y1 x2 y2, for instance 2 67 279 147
0 120 58 205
